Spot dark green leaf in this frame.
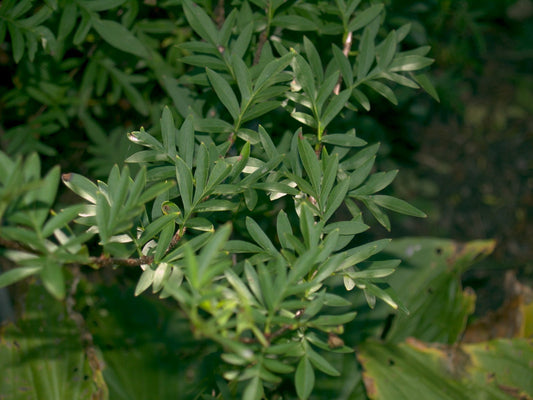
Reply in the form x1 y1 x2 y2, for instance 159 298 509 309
348 4 383 32
361 196 391 231
371 194 426 217
321 133 366 147
298 135 321 193
292 54 316 99
246 217 278 255
206 68 240 121
175 157 193 214
295 357 315 400
320 89 351 130
376 30 397 69
332 44 353 87
390 55 434 72
40 262 65 300
41 205 85 237
182 0 219 45
92 19 148 58
243 376 263 400
303 36 323 83
413 73 440 101
357 26 375 80
307 347 340 376
351 170 398 195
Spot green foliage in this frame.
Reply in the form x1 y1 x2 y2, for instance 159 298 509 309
3 1 527 400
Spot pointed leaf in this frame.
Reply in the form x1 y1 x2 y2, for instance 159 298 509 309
295 357 315 400
206 68 240 121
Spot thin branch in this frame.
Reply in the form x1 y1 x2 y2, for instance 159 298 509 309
333 31 353 95
253 30 269 66
0 236 153 268
214 0 225 29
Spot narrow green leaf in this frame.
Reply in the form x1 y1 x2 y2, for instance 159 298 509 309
371 194 427 217
161 107 177 158
138 213 180 247
152 262 171 292
175 157 193 214
316 72 340 114
57 2 77 40
83 0 126 11
232 22 253 59
348 4 383 32
365 80 398 104
320 153 338 209
376 30 397 69
232 54 252 104
242 101 282 123
0 266 42 288
135 266 155 296
41 205 85 237
324 178 350 221
307 347 340 376
298 135 321 194
178 116 195 168
40 262 65 300
262 358 294 374
95 191 110 243
137 180 174 204
180 55 226 70
295 357 314 400
351 170 398 195
243 376 264 400
192 144 208 204
197 224 232 282
292 54 316 99
246 217 278 254
61 173 98 204
413 73 440 101
276 210 294 250
254 52 293 93
303 36 323 83
310 311 358 327
207 68 240 120
92 19 148 58
320 89 351 130
357 26 375 80
182 0 220 45
73 11 91 45
339 239 391 270
8 23 24 63
288 247 320 284
291 111 317 128
332 44 353 87
194 118 234 134
324 220 368 235
351 88 370 111
321 133 366 147
272 15 318 31
390 55 434 72
195 199 238 212
362 196 391 231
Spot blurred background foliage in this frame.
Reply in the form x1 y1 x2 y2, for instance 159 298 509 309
355 0 533 316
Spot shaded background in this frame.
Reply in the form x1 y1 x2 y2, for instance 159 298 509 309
355 0 533 315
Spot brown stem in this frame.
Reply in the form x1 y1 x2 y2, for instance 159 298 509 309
215 0 225 29
0 236 153 268
253 30 269 66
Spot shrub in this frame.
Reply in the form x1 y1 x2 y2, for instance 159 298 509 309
6 2 523 400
